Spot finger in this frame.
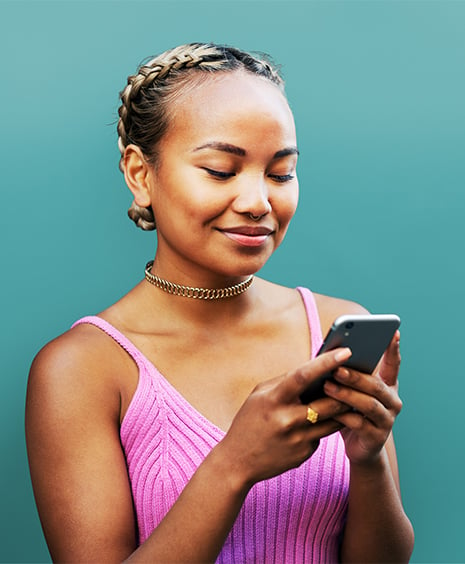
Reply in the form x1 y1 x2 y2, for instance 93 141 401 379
303 417 344 440
330 367 402 413
333 411 393 455
279 348 352 402
304 397 351 425
335 396 395 430
289 417 344 463
377 330 401 387
324 374 403 426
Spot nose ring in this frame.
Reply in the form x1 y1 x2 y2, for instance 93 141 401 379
249 213 263 221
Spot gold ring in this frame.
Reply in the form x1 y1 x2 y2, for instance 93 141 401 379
306 405 319 424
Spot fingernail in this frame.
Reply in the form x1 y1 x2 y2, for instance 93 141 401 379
334 348 352 362
325 380 339 393
336 367 350 380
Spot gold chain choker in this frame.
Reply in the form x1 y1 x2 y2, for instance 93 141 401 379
144 261 254 299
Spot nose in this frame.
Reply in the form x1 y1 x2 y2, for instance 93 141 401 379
232 174 272 219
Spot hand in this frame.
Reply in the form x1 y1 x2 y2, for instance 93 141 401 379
217 348 353 488
323 331 403 465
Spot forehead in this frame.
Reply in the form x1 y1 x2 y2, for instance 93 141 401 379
163 70 296 148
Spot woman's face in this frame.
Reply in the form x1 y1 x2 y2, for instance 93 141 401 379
147 70 299 282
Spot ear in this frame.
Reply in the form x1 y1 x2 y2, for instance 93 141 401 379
122 145 154 208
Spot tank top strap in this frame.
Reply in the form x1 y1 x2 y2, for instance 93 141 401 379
296 287 323 358
71 316 149 371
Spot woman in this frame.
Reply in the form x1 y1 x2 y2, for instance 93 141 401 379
26 43 414 563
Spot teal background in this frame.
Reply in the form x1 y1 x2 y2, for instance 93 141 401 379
1 1 464 561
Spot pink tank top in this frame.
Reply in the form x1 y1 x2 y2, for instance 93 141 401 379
72 287 349 563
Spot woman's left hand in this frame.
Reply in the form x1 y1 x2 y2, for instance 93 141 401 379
322 331 403 465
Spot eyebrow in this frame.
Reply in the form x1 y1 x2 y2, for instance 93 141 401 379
273 147 300 159
193 142 299 159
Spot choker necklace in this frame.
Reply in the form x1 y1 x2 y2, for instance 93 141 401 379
144 261 254 299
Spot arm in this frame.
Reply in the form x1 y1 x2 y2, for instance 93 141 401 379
341 435 413 563
26 329 354 563
26 333 138 562
324 332 415 562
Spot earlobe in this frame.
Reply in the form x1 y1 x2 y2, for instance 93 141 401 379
123 145 153 208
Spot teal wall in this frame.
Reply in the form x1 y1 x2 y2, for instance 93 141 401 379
1 1 464 562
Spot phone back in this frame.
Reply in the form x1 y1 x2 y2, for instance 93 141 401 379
319 314 401 374
300 314 400 404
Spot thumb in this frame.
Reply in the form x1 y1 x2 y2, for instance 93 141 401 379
279 347 353 402
377 330 401 387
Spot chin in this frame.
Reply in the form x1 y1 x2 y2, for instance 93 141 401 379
219 258 270 278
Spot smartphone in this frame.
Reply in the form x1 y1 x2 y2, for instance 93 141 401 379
300 314 401 404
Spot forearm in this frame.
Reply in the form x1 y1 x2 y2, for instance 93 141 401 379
341 449 414 563
126 442 250 563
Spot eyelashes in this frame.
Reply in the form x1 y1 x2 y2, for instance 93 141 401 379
202 168 295 183
269 173 295 183
203 168 235 179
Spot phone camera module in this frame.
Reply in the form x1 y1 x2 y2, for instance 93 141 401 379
345 322 354 330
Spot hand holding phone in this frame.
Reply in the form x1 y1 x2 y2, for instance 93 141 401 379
300 314 401 404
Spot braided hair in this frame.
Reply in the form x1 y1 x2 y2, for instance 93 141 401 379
117 43 285 230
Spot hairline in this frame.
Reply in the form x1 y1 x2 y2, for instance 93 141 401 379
148 68 289 166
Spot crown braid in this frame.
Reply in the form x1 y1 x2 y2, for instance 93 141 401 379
117 43 285 230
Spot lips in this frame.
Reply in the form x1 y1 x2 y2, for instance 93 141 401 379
217 225 274 247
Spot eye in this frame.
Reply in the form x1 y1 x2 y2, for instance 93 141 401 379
202 168 235 180
269 173 295 183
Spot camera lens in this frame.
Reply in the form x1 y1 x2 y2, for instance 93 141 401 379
345 322 354 329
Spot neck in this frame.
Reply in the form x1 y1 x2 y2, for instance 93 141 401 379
148 255 256 292
137 257 263 323
144 260 254 300
136 274 266 331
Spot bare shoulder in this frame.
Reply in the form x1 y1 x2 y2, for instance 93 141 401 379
26 324 138 561
312 293 369 336
255 280 369 334
257 278 305 310
27 322 134 425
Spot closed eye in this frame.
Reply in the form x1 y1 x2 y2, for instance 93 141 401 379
203 168 235 180
269 173 295 183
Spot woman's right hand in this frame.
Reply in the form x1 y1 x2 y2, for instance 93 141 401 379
216 347 353 488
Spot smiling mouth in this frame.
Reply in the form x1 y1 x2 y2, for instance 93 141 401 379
217 225 274 247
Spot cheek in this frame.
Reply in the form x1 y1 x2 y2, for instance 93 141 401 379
270 188 298 248
155 170 220 222
183 194 231 226
274 186 299 226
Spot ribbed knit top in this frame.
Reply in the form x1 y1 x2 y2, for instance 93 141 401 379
72 287 349 563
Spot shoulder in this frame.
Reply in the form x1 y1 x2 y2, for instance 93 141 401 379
255 280 368 336
27 321 135 425
255 279 368 325
26 323 139 561
29 321 128 384
312 292 369 336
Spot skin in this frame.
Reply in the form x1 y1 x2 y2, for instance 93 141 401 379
26 70 414 562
